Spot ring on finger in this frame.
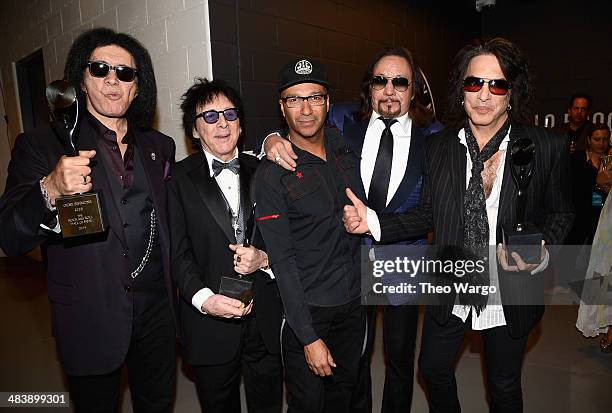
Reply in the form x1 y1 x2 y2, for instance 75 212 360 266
274 155 282 164
236 256 241 262
82 175 87 184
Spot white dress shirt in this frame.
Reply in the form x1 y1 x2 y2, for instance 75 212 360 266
361 111 413 207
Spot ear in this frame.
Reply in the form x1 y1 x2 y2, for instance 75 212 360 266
192 127 200 140
279 99 286 118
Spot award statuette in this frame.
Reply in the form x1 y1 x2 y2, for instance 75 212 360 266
219 203 257 305
502 138 543 265
46 80 105 238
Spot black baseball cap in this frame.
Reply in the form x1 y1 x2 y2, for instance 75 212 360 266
278 58 331 92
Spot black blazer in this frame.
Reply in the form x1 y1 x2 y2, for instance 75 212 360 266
378 123 574 337
168 151 281 365
0 119 176 375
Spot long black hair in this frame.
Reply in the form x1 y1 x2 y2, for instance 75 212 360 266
446 37 533 128
64 27 157 129
355 47 433 128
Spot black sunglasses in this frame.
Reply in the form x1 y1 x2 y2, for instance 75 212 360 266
370 75 411 92
195 108 240 124
463 76 511 96
87 61 138 82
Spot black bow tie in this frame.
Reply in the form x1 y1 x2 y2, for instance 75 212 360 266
212 158 240 177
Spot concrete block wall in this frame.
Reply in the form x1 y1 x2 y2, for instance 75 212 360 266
0 0 214 161
207 0 480 149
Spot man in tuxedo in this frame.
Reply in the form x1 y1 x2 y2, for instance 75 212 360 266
169 78 282 413
0 28 176 412
262 48 434 412
553 93 593 153
344 37 574 412
255 58 365 412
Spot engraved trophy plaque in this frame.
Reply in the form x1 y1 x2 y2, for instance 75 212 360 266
501 138 543 265
219 203 257 305
46 80 105 238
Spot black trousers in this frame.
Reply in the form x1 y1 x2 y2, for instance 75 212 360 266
283 298 365 413
67 292 176 413
418 310 528 413
351 305 419 413
192 314 282 413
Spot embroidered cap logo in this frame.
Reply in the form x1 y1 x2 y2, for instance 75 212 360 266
294 60 313 75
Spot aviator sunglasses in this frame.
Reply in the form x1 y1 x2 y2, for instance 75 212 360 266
87 61 138 82
370 75 411 92
195 108 240 124
463 76 511 96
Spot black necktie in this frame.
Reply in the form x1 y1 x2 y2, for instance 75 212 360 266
368 118 396 213
212 158 240 177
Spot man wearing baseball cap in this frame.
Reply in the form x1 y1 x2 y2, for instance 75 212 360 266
255 58 366 412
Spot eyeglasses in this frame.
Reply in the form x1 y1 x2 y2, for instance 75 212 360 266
195 108 240 124
280 94 328 108
463 76 511 96
87 61 138 82
370 75 411 92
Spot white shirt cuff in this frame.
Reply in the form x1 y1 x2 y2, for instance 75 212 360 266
366 207 381 242
262 267 275 279
192 287 214 314
257 132 282 159
530 247 549 275
40 221 61 233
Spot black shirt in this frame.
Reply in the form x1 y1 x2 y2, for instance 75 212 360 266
255 129 362 345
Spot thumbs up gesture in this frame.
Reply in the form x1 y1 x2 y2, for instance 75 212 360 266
343 188 369 234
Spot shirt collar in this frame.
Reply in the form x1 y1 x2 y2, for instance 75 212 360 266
202 147 239 177
458 125 511 151
367 110 412 136
86 110 134 145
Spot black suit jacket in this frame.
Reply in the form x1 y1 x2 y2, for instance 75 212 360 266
378 123 574 337
0 118 176 375
168 151 281 365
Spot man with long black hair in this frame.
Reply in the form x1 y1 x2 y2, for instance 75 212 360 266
0 28 176 412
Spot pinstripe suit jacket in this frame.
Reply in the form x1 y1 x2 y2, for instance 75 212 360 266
378 123 574 337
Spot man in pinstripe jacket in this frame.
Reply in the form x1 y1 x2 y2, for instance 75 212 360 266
344 38 573 413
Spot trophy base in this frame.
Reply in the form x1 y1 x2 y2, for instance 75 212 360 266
56 193 105 238
502 223 543 266
219 275 253 305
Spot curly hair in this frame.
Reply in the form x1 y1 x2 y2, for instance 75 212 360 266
445 37 534 128
63 28 156 130
179 78 245 150
355 47 433 128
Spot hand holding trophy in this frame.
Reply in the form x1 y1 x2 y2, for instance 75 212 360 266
45 80 105 238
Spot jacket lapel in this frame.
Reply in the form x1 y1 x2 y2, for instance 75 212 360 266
78 119 127 246
449 133 467 227
497 124 522 233
135 132 170 249
385 123 425 212
188 157 236 243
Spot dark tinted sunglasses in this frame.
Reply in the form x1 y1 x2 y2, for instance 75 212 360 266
370 75 411 92
195 108 240 124
463 76 511 96
87 61 137 82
